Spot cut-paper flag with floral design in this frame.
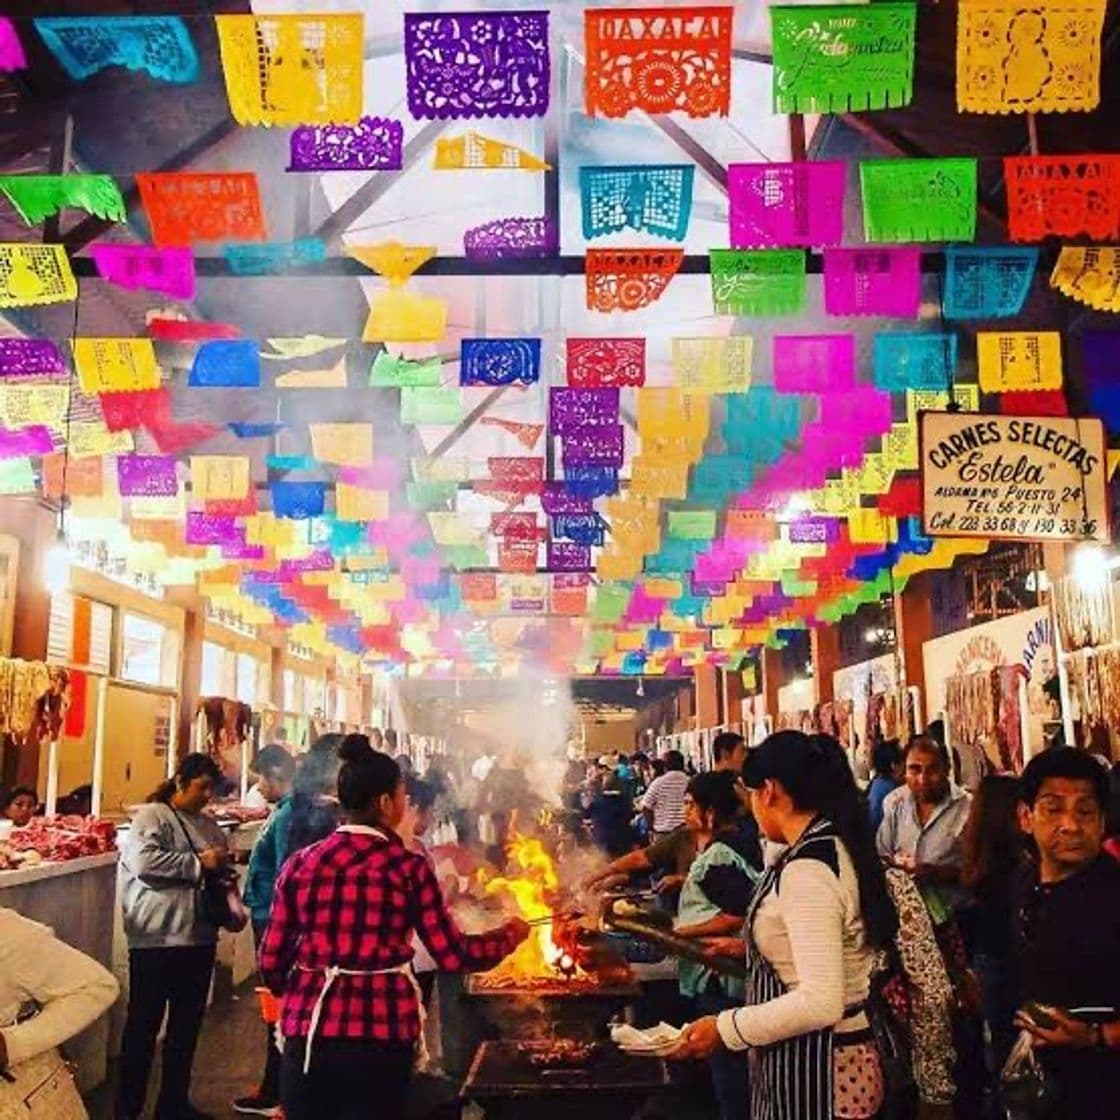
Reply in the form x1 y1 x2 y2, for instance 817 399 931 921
873 332 957 391
1004 154 1120 241
364 289 448 343
404 11 550 120
190 456 251 502
216 13 363 127
1050 246 1120 312
943 246 1038 318
566 338 646 387
957 0 1105 114
584 6 733 118
0 244 76 307
461 339 541 386
137 172 266 246
34 17 199 83
585 249 683 312
861 159 977 242
976 331 1063 392
224 239 324 275
770 3 916 113
91 244 195 300
73 338 160 394
672 337 753 393
464 217 556 260
0 175 125 225
728 162 845 248
823 248 921 317
580 166 694 240
289 117 403 172
309 423 374 468
710 249 806 316
434 133 549 170
0 20 26 71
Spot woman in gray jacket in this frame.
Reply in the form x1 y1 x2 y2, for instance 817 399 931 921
116 754 228 1120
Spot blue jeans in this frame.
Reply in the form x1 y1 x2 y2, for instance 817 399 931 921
697 984 749 1120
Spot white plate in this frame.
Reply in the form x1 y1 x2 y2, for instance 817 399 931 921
619 1042 679 1058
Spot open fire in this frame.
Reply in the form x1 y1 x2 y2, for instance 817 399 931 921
474 832 594 989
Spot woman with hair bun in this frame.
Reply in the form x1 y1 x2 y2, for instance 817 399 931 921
673 732 898 1120
260 745 529 1119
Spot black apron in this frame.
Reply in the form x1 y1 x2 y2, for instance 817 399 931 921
742 818 857 1120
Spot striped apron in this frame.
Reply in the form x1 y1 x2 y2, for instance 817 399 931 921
743 818 852 1120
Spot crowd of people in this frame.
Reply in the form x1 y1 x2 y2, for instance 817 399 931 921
577 729 1120 1120
1 724 1119 1120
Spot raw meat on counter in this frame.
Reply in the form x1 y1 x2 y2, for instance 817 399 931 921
2 815 117 866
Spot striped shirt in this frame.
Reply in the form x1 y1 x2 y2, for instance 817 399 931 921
640 770 689 834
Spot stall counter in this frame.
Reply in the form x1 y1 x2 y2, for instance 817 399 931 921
0 851 118 1092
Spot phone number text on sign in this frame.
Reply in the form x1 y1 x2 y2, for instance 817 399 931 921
919 411 1109 543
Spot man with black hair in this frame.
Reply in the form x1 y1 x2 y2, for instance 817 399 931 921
711 731 763 871
640 749 689 839
711 731 746 774
1014 748 1120 1117
876 735 972 893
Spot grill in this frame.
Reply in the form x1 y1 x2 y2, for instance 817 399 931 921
463 969 640 1041
459 1040 670 1119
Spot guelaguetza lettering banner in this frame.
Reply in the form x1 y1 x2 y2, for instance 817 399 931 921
919 411 1109 543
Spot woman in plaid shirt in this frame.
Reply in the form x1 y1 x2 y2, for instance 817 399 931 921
260 740 528 1119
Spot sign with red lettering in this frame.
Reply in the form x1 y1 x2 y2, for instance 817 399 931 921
919 411 1108 543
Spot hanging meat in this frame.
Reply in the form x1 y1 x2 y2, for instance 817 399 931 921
1055 575 1115 652
994 665 1029 773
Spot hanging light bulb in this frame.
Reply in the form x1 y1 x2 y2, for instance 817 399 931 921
1071 542 1112 592
636 676 645 698
43 527 70 595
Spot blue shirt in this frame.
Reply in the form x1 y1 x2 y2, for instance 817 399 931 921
868 776 898 834
243 796 293 926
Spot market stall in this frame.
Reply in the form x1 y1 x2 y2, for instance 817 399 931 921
1052 573 1120 757
923 606 1058 782
832 653 918 777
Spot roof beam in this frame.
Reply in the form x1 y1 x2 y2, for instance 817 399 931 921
310 120 447 249
69 250 1033 279
63 117 241 252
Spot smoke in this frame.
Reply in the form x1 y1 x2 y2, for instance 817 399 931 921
461 669 577 807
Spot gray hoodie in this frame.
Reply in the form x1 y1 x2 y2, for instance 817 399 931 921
118 802 229 949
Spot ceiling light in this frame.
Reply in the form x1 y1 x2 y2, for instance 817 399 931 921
42 527 69 595
1071 543 1118 591
636 676 645 698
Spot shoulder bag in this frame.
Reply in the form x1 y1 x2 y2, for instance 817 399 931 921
169 807 248 933
0 1050 87 1120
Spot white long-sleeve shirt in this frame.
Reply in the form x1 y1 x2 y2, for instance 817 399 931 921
0 908 119 1068
717 838 874 1050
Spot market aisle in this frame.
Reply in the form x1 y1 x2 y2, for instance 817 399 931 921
85 981 462 1120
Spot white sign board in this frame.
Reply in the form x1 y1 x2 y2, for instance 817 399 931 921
920 412 1109 543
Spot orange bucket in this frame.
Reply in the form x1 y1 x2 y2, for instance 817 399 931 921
255 987 280 1025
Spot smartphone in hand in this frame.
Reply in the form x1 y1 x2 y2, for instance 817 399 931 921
1022 1001 1061 1030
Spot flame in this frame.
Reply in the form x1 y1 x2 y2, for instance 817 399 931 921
476 833 576 984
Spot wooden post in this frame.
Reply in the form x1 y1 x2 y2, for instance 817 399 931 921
90 674 108 816
167 695 180 779
44 739 59 817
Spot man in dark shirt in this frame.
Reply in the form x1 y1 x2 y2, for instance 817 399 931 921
1014 748 1120 1118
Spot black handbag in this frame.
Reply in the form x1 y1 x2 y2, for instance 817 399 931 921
170 807 248 933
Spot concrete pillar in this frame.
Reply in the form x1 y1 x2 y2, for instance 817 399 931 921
811 626 841 707
178 604 205 761
694 662 721 728
761 647 784 719
894 571 935 693
723 668 746 729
